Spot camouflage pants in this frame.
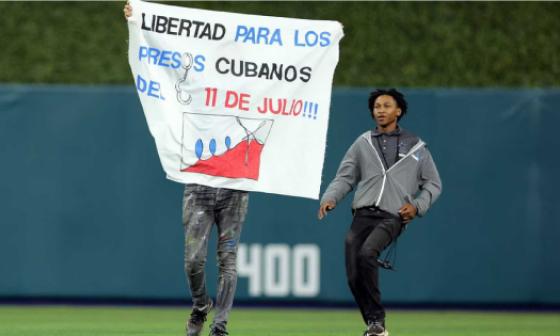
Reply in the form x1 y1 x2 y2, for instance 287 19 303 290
182 184 249 331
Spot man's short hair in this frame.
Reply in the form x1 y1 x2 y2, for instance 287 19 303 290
368 88 408 121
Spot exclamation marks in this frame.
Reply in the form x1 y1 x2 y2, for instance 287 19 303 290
313 103 318 120
302 101 319 120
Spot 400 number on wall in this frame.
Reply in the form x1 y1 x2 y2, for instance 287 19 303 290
237 244 320 298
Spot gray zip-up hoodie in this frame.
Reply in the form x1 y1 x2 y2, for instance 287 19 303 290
321 130 442 217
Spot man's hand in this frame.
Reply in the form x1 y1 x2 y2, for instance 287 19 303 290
124 1 132 19
398 203 417 224
318 200 336 220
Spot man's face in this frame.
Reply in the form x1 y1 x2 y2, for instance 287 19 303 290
372 95 401 127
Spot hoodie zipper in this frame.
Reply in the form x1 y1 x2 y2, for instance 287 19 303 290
364 135 387 206
364 133 425 206
386 140 425 173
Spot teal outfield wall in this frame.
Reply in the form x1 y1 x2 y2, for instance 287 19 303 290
1 86 559 305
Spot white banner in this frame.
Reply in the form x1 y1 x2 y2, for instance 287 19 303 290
127 0 343 199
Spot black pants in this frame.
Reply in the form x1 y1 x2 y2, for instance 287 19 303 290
345 207 403 324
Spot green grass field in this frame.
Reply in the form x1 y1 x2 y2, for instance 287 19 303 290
0 305 559 336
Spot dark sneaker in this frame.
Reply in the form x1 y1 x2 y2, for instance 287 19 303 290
187 299 213 336
209 327 229 336
364 320 388 336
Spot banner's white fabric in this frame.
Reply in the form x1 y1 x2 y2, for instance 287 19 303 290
127 0 343 199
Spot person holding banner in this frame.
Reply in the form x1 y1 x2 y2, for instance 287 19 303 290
318 89 442 336
124 3 248 336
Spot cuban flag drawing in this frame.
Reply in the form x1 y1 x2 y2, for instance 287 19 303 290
181 113 273 180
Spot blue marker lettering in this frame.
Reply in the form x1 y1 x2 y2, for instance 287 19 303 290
194 55 206 72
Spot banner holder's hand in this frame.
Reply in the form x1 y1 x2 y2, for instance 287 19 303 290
318 200 336 220
124 1 134 21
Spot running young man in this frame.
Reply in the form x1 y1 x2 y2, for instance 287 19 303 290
125 3 248 336
318 89 442 336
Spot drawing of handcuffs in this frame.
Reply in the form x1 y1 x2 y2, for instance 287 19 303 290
175 52 193 105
